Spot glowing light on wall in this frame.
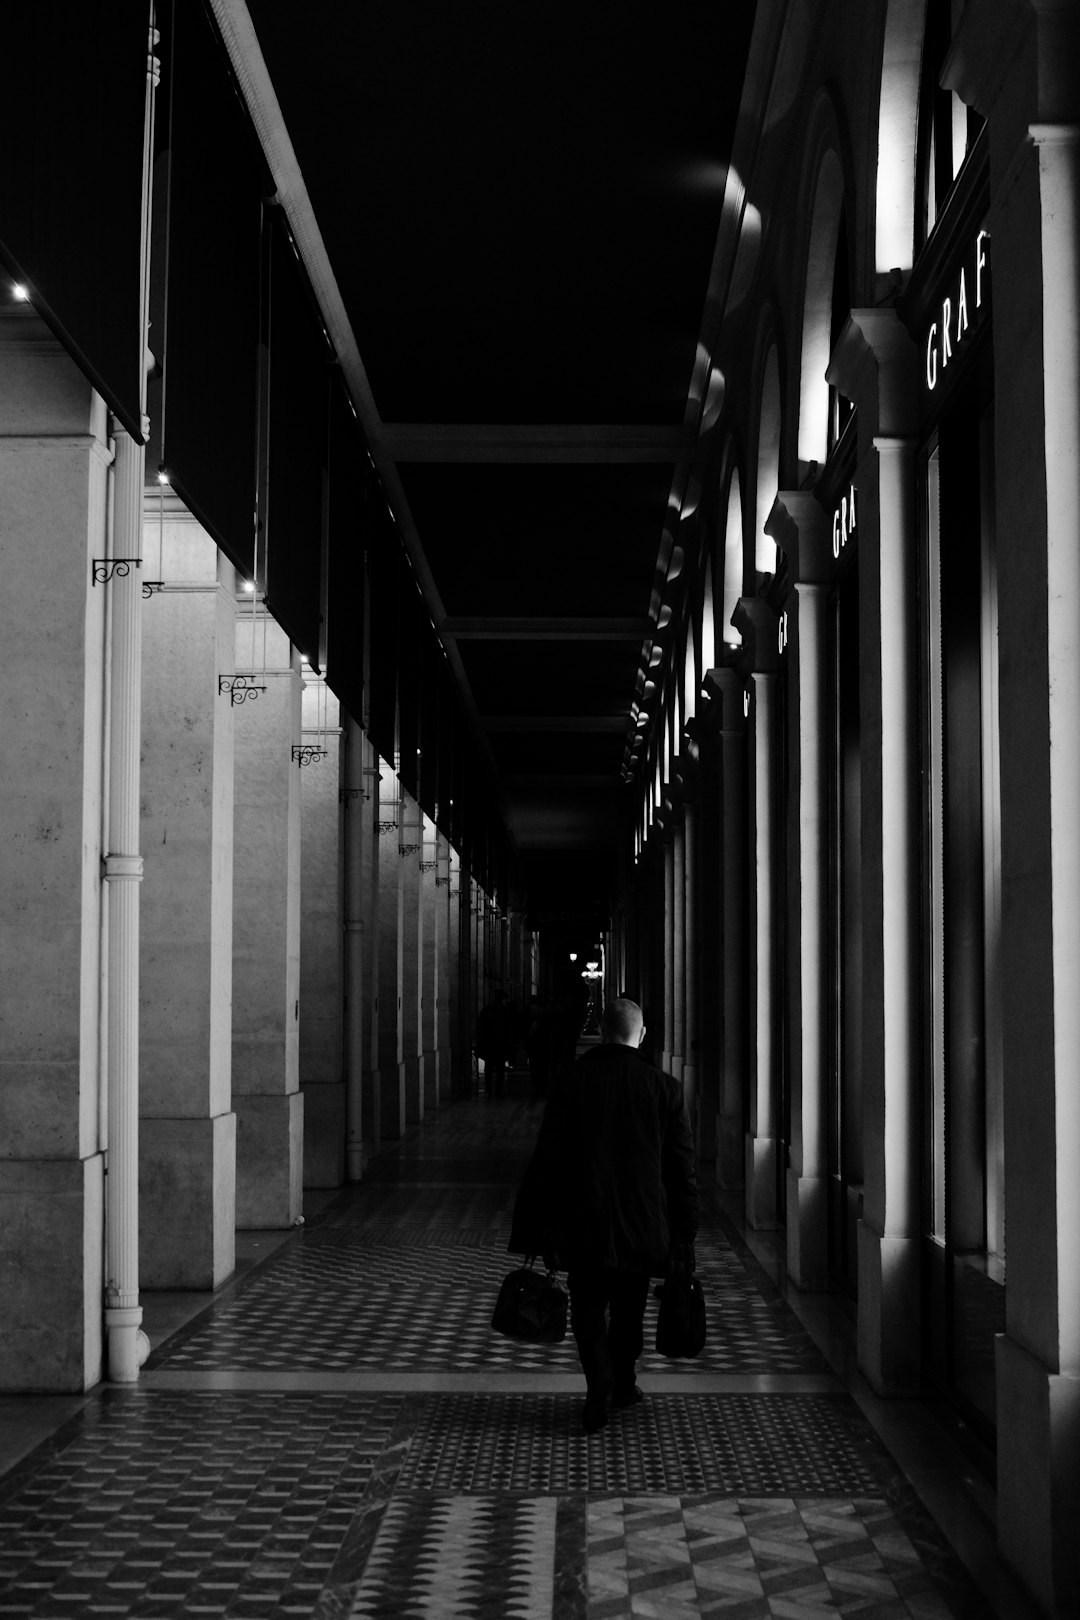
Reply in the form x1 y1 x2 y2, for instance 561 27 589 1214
701 559 716 674
875 0 923 274
798 149 844 467
756 350 781 575
723 472 743 647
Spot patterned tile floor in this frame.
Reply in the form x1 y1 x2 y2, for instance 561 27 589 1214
0 1080 1007 1617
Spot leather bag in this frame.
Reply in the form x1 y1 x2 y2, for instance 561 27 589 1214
655 1261 706 1358
491 1258 568 1343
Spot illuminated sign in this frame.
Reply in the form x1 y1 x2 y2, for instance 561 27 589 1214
832 484 856 558
777 611 789 654
925 229 990 392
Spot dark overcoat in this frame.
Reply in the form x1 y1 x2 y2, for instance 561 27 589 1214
509 1042 698 1276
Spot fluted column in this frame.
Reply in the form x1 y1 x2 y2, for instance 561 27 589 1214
342 719 366 1181
769 492 832 1289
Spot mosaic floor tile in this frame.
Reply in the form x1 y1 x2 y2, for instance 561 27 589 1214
0 1394 401 1620
395 1394 887 1497
343 1495 557 1618
0 1092 993 1619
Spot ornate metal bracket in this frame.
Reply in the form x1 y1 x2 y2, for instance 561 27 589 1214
398 842 422 857
376 821 399 836
338 787 371 803
142 580 164 598
92 558 140 586
419 860 438 872
219 675 267 706
435 875 451 886
292 745 328 767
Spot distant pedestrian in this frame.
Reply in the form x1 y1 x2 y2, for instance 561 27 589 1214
509 996 698 1432
475 990 515 1096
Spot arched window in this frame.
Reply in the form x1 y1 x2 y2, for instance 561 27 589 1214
798 147 845 468
916 0 984 247
700 558 716 674
757 348 781 575
722 472 743 647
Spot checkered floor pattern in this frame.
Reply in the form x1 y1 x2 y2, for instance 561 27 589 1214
0 1085 987 1617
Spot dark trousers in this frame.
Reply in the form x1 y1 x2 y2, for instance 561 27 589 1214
567 1265 651 1401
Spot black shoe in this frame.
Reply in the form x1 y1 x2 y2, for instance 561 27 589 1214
582 1395 609 1434
611 1384 644 1410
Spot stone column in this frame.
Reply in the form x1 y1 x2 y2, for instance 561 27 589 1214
769 492 832 1289
298 665 344 1187
375 773 405 1140
949 4 1080 1605
0 313 110 1391
707 671 748 1192
341 717 368 1182
398 792 423 1124
420 819 440 1108
139 505 236 1290
449 849 466 1090
661 835 675 1073
734 599 782 1229
681 800 699 1141
362 742 384 1155
830 309 920 1390
671 818 686 1087
232 612 303 1227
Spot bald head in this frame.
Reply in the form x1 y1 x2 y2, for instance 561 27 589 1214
602 997 645 1048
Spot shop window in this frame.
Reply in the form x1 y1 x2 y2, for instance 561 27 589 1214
920 389 1004 1435
827 557 863 1296
916 0 985 248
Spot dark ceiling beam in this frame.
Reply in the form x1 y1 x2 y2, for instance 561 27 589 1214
481 716 629 732
380 423 693 463
442 617 652 641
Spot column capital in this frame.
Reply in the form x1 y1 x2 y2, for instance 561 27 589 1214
828 309 920 441
947 0 1080 128
701 667 748 737
766 489 832 583
732 596 782 675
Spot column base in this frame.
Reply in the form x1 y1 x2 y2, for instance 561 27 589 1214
236 1092 303 1229
141 1113 236 1288
996 1332 1080 1616
301 1081 345 1189
0 1155 104 1392
856 1219 920 1393
744 1133 778 1229
786 1171 828 1290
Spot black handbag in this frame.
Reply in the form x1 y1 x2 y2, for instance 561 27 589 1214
491 1258 568 1343
655 1261 706 1358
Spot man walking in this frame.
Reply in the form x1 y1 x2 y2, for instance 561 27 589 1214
510 996 698 1432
